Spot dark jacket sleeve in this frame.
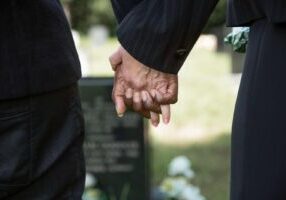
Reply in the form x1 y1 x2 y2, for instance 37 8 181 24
115 0 219 74
110 0 143 23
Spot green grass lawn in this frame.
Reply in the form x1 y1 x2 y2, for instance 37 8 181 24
80 38 238 200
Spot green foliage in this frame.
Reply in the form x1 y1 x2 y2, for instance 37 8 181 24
205 0 227 32
62 0 226 34
62 0 116 34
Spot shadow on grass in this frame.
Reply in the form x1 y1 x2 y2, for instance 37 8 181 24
151 133 231 200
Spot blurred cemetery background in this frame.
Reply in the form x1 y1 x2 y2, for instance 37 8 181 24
61 0 245 199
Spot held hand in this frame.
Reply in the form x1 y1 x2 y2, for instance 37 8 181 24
113 72 169 126
110 46 178 126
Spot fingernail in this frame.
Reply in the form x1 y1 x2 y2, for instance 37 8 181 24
116 106 124 118
163 118 169 124
134 93 140 103
126 93 132 99
118 113 124 118
117 110 124 118
152 121 158 127
151 90 156 98
126 89 132 99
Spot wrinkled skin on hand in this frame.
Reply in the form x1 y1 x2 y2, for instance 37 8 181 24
109 46 178 126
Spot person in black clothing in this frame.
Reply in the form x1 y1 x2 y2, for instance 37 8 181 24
0 1 84 199
110 0 286 199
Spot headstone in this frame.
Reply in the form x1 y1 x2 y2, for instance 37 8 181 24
89 25 109 47
72 30 89 77
79 78 150 200
231 51 245 74
210 26 225 52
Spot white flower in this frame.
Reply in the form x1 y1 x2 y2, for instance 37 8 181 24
160 156 206 200
160 177 188 198
168 156 195 179
180 185 206 200
85 173 97 188
160 177 206 200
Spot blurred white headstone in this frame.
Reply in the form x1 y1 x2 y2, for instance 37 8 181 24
89 25 109 47
72 30 80 47
195 35 218 51
72 30 89 77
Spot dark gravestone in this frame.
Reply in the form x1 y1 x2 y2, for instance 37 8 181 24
231 51 245 74
210 26 226 52
79 78 150 200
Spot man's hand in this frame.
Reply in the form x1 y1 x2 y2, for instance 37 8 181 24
109 46 178 126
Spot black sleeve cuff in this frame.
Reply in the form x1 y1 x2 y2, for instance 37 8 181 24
117 0 219 75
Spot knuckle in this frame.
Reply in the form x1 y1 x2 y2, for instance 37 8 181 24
132 79 145 90
171 96 178 104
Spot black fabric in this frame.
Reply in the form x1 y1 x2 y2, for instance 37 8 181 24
112 0 286 74
227 0 265 27
0 0 81 100
112 0 219 74
227 0 286 26
0 84 85 200
231 19 286 200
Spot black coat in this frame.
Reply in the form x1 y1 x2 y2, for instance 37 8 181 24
111 0 286 74
0 0 81 100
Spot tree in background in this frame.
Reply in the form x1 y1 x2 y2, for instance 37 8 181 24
204 0 227 32
204 0 228 51
62 0 226 35
61 0 116 34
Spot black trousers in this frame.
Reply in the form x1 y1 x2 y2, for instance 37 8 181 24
0 84 85 200
231 19 286 199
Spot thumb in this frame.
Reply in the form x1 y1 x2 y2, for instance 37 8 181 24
109 49 122 71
